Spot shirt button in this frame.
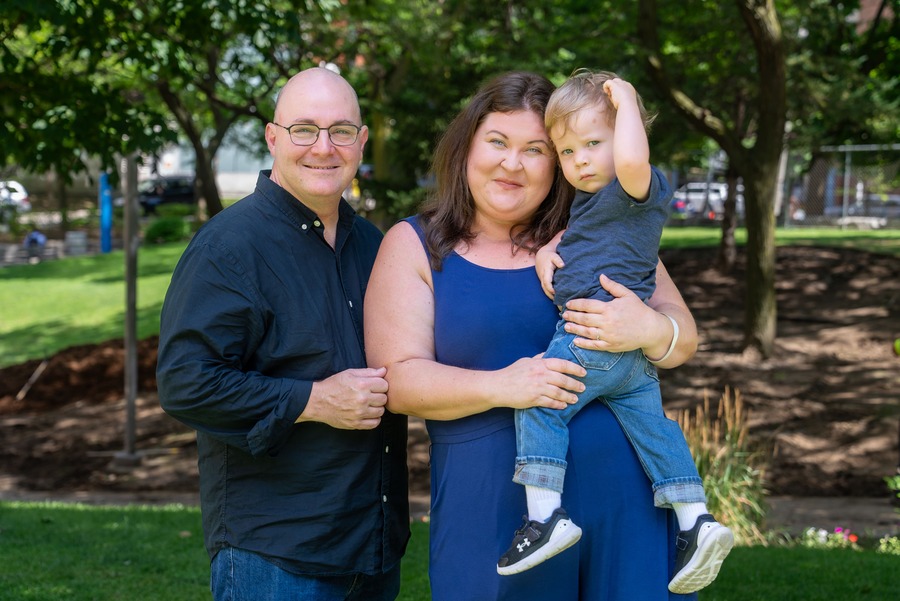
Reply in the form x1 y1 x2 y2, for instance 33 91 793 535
314 220 321 227
385 446 390 453
348 300 354 308
382 495 388 503
301 224 308 230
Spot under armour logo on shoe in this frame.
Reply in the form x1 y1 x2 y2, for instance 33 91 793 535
517 537 532 553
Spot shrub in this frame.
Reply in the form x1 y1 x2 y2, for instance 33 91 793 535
156 203 195 219
676 387 769 545
144 216 190 244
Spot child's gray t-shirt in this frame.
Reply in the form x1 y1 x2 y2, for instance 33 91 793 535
552 165 673 306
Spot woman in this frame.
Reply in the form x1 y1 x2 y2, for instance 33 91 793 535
365 71 698 600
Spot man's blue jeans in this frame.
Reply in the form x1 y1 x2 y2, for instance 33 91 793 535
513 321 705 508
210 546 401 601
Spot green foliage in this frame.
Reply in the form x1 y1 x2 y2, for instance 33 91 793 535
676 388 769 545
781 0 900 150
5 1 896 221
0 9 175 178
381 185 430 223
877 533 900 556
879 475 900 554
155 203 195 219
885 474 900 505
144 216 190 244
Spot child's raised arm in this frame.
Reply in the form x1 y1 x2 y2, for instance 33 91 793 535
603 78 651 201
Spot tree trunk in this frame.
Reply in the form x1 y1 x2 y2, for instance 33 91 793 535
156 81 224 217
637 0 785 358
54 168 69 233
742 169 778 357
194 153 222 218
716 169 739 272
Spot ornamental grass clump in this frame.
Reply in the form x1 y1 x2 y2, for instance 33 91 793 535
676 387 768 546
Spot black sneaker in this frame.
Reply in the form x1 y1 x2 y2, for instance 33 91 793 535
497 508 582 576
668 514 734 594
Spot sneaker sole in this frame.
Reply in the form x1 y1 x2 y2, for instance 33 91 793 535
497 520 583 576
668 524 734 594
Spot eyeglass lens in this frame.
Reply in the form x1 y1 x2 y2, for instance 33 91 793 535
289 124 359 146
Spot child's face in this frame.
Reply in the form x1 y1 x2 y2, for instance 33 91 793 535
549 106 615 195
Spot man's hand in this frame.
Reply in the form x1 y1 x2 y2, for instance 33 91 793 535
299 367 389 430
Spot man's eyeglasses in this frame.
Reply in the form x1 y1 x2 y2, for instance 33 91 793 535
272 122 361 147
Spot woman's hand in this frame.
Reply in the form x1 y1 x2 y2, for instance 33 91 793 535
562 274 661 353
562 267 698 368
491 355 586 410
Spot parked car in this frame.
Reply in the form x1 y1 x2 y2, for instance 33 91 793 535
116 175 196 214
671 181 744 220
0 180 32 213
137 175 195 214
825 193 900 220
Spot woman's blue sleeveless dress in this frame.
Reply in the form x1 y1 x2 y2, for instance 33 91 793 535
407 218 695 601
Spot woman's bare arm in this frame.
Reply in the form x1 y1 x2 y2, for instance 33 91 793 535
364 222 585 420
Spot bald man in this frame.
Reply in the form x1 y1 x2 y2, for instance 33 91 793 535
158 68 407 600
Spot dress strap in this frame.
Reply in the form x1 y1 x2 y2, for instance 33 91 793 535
401 215 426 247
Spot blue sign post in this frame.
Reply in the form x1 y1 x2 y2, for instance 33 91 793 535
99 172 113 253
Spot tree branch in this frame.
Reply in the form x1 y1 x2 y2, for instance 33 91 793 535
636 0 742 157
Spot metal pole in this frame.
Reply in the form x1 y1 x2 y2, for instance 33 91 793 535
840 150 851 231
115 153 140 466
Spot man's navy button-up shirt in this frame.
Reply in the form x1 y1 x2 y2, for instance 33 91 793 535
157 171 409 576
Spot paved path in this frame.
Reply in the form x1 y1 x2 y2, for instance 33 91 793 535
766 495 899 536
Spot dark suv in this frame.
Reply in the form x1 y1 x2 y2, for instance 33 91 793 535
138 176 195 214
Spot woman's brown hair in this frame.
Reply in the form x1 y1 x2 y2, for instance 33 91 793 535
419 71 574 270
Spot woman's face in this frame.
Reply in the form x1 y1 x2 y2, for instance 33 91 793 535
466 110 556 228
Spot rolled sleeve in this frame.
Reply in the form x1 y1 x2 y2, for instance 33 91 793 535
246 379 312 457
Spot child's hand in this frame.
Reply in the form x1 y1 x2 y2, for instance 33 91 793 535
602 78 638 111
536 246 564 300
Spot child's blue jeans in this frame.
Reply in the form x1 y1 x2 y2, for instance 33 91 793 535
513 320 705 508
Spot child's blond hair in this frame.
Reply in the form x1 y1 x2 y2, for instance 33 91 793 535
545 69 656 136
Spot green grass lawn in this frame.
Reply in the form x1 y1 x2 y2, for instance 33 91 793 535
661 224 900 255
0 501 896 600
0 241 187 368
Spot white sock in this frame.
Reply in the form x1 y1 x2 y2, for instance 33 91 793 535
525 486 561 522
672 502 709 531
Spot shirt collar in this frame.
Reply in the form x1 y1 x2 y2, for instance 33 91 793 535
255 170 358 236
